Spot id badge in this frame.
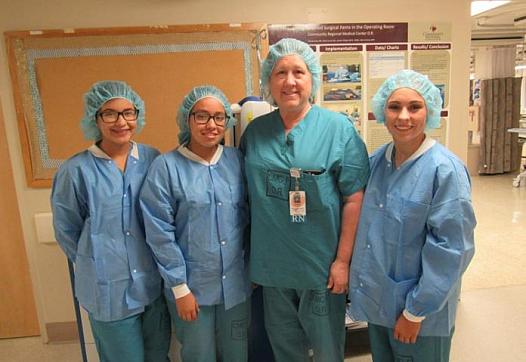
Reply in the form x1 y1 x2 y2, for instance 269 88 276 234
289 167 306 223
289 190 306 216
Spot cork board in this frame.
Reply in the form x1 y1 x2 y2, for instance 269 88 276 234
5 24 267 187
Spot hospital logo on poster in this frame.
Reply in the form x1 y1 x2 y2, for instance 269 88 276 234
422 24 445 41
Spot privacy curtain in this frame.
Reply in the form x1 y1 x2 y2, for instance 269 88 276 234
474 46 516 79
478 77 522 175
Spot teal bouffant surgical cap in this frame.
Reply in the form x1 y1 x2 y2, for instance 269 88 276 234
372 69 443 129
80 80 145 140
176 85 235 145
260 38 321 105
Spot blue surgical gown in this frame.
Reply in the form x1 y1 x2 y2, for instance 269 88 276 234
51 142 162 322
139 146 251 310
349 138 476 337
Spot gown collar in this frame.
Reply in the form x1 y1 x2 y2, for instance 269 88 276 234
178 144 223 166
88 141 139 160
385 135 436 168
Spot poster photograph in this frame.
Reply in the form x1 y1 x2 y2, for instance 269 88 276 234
324 103 363 134
323 64 361 83
323 84 362 102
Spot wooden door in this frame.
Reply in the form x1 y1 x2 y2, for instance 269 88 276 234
0 99 40 338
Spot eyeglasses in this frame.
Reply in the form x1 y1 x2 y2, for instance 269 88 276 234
97 109 139 123
191 111 227 126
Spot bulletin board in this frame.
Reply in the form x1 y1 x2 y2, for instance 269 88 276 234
5 24 267 188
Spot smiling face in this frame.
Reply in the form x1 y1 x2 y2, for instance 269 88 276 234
96 98 137 150
269 55 312 114
187 97 226 157
384 88 427 149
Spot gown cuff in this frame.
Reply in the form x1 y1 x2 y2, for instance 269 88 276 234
172 284 191 299
403 309 426 323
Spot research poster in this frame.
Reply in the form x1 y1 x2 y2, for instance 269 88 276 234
268 22 452 152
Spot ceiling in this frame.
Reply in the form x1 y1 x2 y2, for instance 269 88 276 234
471 0 526 42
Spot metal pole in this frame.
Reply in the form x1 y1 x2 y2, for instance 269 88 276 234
67 259 88 362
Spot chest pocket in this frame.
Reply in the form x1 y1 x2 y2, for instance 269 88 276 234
186 188 213 206
301 171 339 212
399 198 430 246
93 189 123 238
185 187 213 241
229 183 247 205
229 182 249 222
226 182 249 234
265 170 290 201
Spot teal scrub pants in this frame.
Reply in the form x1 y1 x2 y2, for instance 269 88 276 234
367 323 454 362
88 296 171 362
262 287 346 362
167 300 249 362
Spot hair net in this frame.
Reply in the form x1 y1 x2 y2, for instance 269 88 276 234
372 69 443 129
177 85 235 145
80 80 146 140
260 38 321 105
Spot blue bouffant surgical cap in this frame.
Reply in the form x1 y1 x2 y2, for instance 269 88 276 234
80 80 145 140
176 85 235 145
260 38 321 105
372 69 443 129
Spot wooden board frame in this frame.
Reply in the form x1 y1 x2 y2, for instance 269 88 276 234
5 23 267 188
0 97 39 338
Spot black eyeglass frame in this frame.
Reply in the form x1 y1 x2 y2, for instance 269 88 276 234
97 109 139 123
190 111 228 126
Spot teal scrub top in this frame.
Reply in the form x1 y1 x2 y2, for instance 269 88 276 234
51 143 162 322
240 106 369 289
349 139 476 337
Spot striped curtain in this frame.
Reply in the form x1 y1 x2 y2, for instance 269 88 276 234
478 77 522 175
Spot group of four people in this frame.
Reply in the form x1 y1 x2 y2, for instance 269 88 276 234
51 38 475 362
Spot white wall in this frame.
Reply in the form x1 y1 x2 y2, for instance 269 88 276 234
0 0 471 340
